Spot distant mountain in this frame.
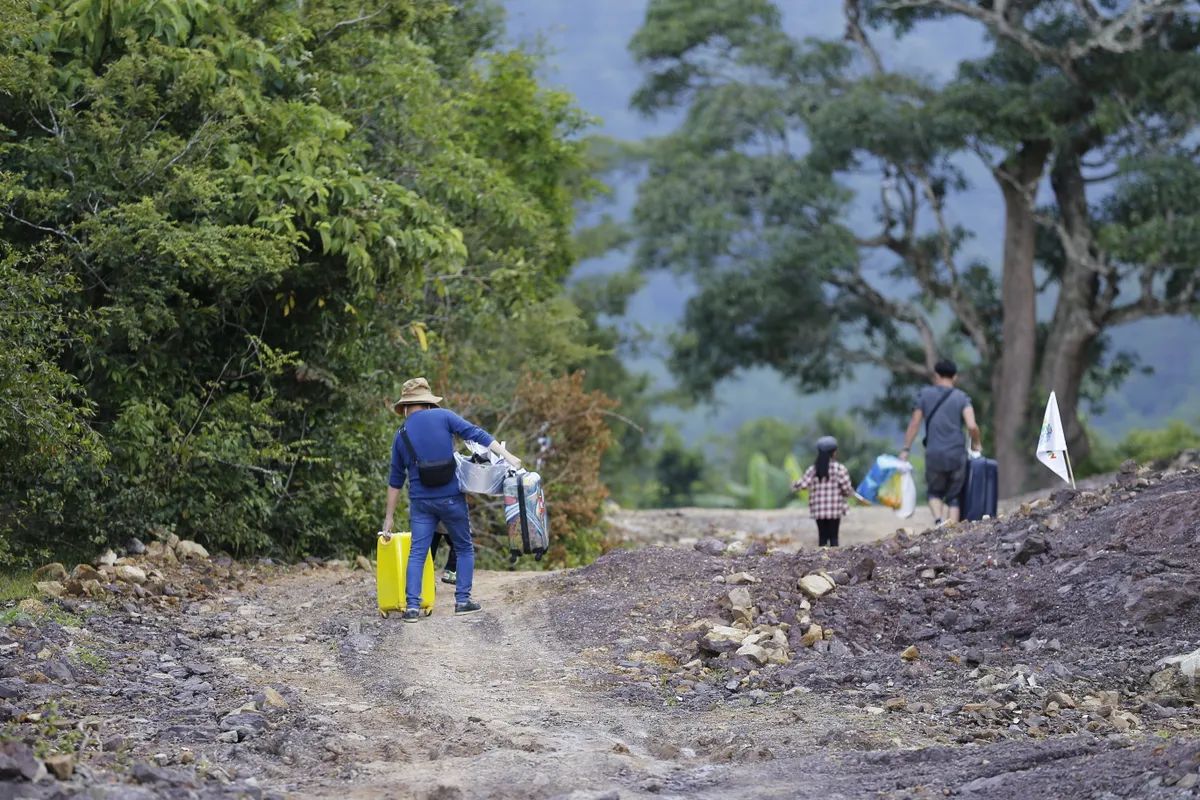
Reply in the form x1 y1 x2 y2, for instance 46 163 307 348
500 0 1200 442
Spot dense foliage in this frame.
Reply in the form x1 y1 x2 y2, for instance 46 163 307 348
0 0 620 566
1081 420 1200 476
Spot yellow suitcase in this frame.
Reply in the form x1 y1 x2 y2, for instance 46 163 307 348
376 532 435 618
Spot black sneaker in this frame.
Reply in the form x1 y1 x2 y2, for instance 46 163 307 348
401 609 420 623
454 601 482 616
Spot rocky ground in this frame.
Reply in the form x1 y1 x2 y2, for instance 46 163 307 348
2 459 1199 799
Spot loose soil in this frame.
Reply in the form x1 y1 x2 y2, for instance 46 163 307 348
2 461 1199 799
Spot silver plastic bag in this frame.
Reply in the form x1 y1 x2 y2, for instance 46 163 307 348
454 441 507 495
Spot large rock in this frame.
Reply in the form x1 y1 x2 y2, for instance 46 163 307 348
1011 534 1049 565
727 572 758 585
355 555 372 571
261 686 289 710
71 564 103 581
735 643 770 666
1152 647 1200 698
176 540 209 560
0 742 44 782
32 563 67 583
115 565 148 585
125 537 147 555
1122 573 1200 633
694 538 727 556
726 587 753 609
132 761 195 787
799 573 835 599
220 712 267 740
35 581 64 599
146 541 166 560
44 754 74 781
800 625 824 648
701 626 751 655
767 648 790 666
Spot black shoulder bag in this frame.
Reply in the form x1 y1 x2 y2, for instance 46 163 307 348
922 388 954 449
399 425 457 488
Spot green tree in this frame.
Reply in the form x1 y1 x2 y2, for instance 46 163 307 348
716 417 805 488
567 271 658 507
0 0 606 561
0 247 105 565
651 425 710 508
1082 420 1200 475
627 0 1200 497
0 0 32 93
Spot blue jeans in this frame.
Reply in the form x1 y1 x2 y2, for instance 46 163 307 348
408 495 473 608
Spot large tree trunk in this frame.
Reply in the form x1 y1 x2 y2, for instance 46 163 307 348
1039 149 1101 478
992 141 1050 498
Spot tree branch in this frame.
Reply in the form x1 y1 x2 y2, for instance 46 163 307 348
830 266 939 375
843 0 886 75
876 0 1182 79
316 3 391 47
1103 267 1200 326
835 345 930 378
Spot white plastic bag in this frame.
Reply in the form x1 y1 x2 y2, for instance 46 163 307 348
897 471 917 519
455 440 507 495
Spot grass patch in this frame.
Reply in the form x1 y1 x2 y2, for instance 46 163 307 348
0 571 36 603
0 602 85 629
72 647 109 672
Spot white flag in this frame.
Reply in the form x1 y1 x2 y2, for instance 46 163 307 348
1036 392 1071 484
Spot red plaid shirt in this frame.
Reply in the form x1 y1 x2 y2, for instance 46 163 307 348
797 461 853 519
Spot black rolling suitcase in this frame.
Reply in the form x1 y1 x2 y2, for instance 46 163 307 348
960 458 998 521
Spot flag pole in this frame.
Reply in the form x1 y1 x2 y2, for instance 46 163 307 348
1064 448 1077 490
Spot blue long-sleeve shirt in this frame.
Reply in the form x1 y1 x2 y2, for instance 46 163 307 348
388 408 495 499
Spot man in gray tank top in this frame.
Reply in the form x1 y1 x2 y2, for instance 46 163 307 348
898 359 983 525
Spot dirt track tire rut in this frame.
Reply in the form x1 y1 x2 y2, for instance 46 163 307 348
216 563 1200 800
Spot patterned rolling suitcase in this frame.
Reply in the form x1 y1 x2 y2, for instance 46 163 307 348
504 470 549 563
376 532 435 618
959 458 999 521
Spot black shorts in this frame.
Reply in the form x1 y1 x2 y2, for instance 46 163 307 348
926 463 966 506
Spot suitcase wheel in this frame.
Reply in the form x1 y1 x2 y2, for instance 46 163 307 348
420 608 433 617
380 610 388 619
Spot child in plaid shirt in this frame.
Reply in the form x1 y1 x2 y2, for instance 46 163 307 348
792 436 862 547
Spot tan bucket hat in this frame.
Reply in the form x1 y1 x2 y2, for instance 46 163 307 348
392 377 443 412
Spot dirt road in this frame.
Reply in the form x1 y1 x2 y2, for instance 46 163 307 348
606 504 918 552
211 482 1198 799
4 466 1199 798
224 567 817 800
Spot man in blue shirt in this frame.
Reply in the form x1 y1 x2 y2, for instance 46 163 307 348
382 378 521 622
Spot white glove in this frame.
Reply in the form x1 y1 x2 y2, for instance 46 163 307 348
968 449 982 460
